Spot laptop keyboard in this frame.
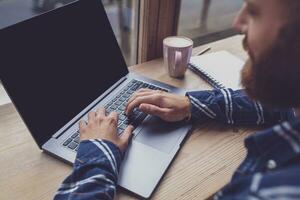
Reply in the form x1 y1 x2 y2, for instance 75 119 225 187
63 79 168 151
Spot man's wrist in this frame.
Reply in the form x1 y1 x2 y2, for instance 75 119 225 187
184 96 192 121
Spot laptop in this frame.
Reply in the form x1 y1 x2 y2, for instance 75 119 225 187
0 0 191 198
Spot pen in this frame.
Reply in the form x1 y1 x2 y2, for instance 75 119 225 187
196 47 211 56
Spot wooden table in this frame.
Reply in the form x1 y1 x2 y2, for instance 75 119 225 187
0 35 257 200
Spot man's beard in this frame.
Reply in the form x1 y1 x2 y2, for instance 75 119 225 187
241 27 300 108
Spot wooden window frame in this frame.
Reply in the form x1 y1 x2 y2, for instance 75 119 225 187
137 0 181 63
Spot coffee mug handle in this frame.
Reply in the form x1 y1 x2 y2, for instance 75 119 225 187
174 51 182 70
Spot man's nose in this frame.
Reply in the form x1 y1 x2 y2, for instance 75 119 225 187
232 4 248 34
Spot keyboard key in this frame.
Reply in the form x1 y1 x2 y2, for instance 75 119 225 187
138 84 144 90
125 90 133 96
107 107 113 113
105 101 113 108
142 83 148 88
119 97 127 102
132 113 147 127
68 142 78 150
125 85 132 90
117 105 124 110
63 138 72 146
158 87 167 92
119 104 126 110
74 136 80 143
131 83 141 90
124 93 130 98
127 90 134 95
133 108 140 115
121 92 128 102
123 119 130 125
117 128 123 135
71 132 79 138
127 81 134 86
115 100 122 106
119 123 127 130
119 114 126 121
118 120 122 126
110 104 118 110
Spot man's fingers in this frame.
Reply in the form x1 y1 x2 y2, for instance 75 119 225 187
126 90 156 108
126 94 162 115
139 103 170 118
79 120 87 128
136 88 152 93
108 111 118 123
88 111 96 121
79 120 87 140
120 125 134 144
96 107 106 118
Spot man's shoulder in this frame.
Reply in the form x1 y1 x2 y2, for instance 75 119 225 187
249 116 300 138
255 166 300 197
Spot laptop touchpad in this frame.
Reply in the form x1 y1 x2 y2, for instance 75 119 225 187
134 116 188 154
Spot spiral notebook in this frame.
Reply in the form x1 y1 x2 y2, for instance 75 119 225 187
188 51 245 89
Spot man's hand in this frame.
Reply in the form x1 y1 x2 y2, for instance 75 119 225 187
125 88 191 122
79 107 134 153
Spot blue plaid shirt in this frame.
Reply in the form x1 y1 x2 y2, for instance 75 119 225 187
54 89 300 200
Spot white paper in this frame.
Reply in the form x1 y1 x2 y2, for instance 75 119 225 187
190 51 245 89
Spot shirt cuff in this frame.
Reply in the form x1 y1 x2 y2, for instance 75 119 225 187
75 139 123 170
186 91 217 123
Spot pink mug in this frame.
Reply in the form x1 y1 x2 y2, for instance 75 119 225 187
163 36 193 78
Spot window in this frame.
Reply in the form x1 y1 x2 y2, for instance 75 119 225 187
0 0 139 66
177 0 243 46
103 0 139 66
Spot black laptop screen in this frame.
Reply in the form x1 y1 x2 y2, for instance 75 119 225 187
0 0 128 147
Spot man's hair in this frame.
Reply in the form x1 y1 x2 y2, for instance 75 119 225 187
241 1 300 108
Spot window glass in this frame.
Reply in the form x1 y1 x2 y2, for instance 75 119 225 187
0 0 138 65
178 0 243 46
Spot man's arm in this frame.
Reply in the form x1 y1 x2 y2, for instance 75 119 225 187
54 140 122 200
54 108 133 200
125 88 294 126
187 89 294 126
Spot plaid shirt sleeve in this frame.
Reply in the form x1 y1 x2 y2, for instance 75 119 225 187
186 89 294 126
54 139 122 200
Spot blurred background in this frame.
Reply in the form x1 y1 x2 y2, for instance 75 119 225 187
0 0 243 66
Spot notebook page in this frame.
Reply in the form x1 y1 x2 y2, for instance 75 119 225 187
190 51 245 89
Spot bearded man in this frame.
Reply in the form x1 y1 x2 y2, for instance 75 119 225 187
55 0 300 199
